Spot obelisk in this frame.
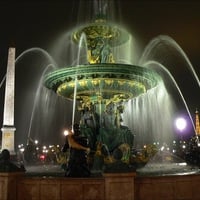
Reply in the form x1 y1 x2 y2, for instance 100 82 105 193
1 48 16 154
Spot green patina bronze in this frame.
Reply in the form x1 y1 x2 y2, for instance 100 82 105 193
44 18 161 170
44 63 159 103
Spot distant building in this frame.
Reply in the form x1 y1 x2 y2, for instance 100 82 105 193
195 109 200 136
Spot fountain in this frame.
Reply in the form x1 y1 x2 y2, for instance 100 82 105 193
1 1 200 199
40 0 200 174
0 0 198 176
43 16 163 172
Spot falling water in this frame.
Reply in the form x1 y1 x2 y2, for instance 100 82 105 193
139 35 200 88
123 82 176 146
1 47 57 89
49 31 81 68
6 0 199 176
143 60 196 131
14 48 69 145
16 47 57 69
71 33 88 129
0 75 6 89
71 79 78 130
27 64 55 143
122 34 200 146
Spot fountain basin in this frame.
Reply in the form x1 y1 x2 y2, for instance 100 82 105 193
44 63 161 103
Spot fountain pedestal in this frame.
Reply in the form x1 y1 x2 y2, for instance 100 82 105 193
1 127 16 155
2 171 199 199
0 172 24 200
103 172 136 200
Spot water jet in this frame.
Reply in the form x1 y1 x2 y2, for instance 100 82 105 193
1 1 200 199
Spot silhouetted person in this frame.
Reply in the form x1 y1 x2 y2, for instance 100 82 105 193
0 149 25 172
24 138 37 165
61 135 70 171
65 124 90 177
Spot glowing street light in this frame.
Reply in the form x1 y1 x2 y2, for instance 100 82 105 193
63 129 69 144
64 130 69 136
34 140 38 145
175 117 187 141
175 117 187 132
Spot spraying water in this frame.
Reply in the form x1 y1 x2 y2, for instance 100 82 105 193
143 60 196 131
1 48 57 89
16 47 57 69
123 83 176 146
71 33 88 129
9 0 199 176
27 64 56 144
14 47 70 145
0 75 6 89
139 35 200 89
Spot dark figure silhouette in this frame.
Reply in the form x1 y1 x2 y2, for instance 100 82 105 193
65 124 90 177
0 149 25 172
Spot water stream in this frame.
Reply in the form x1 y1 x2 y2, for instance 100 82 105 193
143 60 196 131
139 35 200 88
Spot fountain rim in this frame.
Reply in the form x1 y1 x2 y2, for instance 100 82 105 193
43 63 161 102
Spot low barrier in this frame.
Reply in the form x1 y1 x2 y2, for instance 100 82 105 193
1 172 200 200
0 172 135 200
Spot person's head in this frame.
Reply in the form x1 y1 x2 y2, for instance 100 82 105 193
0 149 10 161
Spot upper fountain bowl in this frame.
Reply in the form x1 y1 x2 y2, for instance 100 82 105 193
44 18 162 105
44 63 161 104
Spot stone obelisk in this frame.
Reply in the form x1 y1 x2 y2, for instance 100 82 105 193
1 48 16 154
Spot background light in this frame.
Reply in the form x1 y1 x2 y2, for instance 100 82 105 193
175 117 187 131
64 130 69 136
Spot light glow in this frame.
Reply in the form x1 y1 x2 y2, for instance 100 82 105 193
175 117 187 131
64 130 69 136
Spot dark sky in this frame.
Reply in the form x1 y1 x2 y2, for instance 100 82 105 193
0 0 199 144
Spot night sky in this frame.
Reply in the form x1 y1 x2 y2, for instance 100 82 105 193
0 0 199 144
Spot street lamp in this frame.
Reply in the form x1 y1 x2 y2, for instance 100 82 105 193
175 117 187 141
175 117 187 131
64 130 69 136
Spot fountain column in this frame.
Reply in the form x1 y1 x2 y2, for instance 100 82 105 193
1 48 16 154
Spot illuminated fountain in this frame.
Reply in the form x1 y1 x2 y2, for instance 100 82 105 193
44 17 161 162
8 1 198 176
1 2 200 200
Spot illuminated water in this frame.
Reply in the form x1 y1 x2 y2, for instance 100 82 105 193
71 34 88 128
137 150 200 176
11 34 199 147
3 0 199 176
27 64 56 143
14 48 71 145
25 164 65 177
139 35 200 89
143 60 196 131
